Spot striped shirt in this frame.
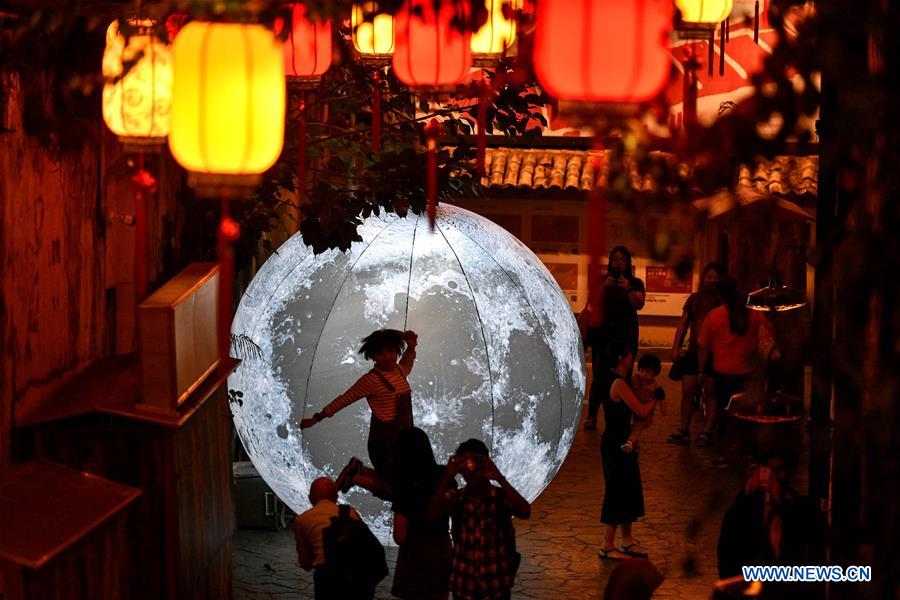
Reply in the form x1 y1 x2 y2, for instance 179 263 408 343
320 349 416 421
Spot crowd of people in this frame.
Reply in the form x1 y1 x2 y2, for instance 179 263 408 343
286 245 816 599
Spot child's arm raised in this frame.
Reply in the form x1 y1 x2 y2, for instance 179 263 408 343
399 330 418 375
299 373 373 429
482 458 531 519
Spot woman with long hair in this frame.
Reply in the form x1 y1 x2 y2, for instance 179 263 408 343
668 262 726 447
390 427 453 600
697 276 777 466
579 246 646 431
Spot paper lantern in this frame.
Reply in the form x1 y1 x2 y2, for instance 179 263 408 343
102 19 172 146
229 204 585 544
392 0 472 91
471 0 518 66
170 22 285 192
352 3 395 64
676 0 733 26
275 4 332 87
533 0 672 103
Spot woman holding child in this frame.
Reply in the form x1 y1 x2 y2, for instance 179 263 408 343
598 340 656 561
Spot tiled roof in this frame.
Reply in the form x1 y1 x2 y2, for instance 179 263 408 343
480 148 818 199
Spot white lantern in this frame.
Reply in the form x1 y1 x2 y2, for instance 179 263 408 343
229 204 585 542
102 18 172 147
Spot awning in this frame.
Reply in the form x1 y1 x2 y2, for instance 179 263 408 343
692 188 814 222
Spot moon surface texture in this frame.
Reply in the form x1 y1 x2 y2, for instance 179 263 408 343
229 204 585 542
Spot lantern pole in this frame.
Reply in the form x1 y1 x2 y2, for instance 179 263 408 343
217 196 240 362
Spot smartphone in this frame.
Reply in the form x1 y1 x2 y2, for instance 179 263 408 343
609 266 622 281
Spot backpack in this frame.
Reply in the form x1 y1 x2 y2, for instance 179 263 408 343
322 505 388 589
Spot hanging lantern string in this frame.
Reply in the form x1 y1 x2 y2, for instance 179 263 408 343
424 118 444 231
217 196 241 363
708 29 715 77
372 70 382 153
754 0 760 43
719 19 726 76
131 152 157 301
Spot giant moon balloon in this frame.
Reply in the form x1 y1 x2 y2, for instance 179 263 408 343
229 204 585 542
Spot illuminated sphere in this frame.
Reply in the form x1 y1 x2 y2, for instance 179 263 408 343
229 205 585 542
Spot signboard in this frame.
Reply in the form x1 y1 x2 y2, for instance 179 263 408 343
641 265 693 317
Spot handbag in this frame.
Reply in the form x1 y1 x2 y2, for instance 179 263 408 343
668 356 684 382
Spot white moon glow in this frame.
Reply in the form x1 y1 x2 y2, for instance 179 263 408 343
229 204 585 542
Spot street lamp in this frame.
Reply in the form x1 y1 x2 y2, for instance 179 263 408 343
747 248 808 312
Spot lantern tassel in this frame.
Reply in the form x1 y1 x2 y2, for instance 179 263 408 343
131 152 157 301
476 80 491 177
297 92 307 219
719 20 726 76
424 119 443 231
217 197 240 363
754 0 760 43
372 71 381 154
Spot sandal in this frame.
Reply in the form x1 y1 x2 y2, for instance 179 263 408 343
620 544 649 558
694 431 713 447
667 428 690 445
598 547 627 561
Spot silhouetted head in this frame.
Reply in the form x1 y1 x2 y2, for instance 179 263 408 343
308 477 338 505
607 246 634 278
394 427 438 486
700 262 726 292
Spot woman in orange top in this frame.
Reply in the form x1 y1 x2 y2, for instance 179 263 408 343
697 277 777 466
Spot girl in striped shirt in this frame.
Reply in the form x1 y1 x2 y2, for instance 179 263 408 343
300 329 418 500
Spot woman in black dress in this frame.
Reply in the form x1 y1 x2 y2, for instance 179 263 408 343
390 427 454 600
579 246 646 431
598 341 656 560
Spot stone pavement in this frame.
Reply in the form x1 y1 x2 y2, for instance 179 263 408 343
234 366 803 599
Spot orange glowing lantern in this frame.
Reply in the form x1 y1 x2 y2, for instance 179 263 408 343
676 0 733 24
533 0 672 104
471 0 519 66
275 4 333 88
170 21 285 193
352 3 394 65
675 0 732 39
393 0 472 91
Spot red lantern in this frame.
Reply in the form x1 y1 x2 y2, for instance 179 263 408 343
275 4 332 85
392 0 472 91
533 0 672 103
274 4 332 221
